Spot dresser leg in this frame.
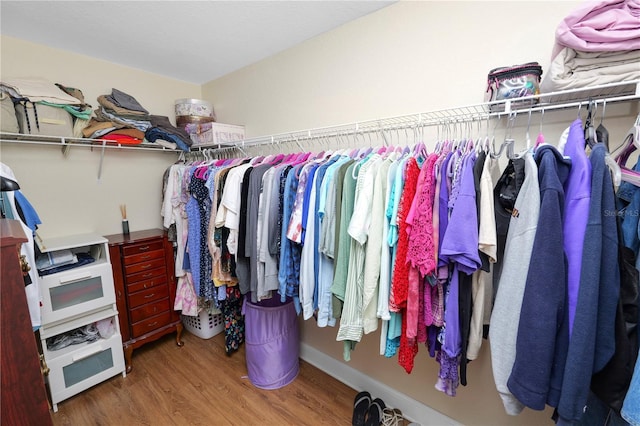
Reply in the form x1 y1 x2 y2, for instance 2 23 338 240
124 345 134 373
175 322 184 347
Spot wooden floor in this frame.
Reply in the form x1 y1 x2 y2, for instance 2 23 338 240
49 331 358 425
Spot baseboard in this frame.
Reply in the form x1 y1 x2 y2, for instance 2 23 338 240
299 343 461 425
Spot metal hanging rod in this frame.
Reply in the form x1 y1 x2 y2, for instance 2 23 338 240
199 80 639 154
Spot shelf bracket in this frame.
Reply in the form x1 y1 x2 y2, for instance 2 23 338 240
61 137 71 157
97 140 106 181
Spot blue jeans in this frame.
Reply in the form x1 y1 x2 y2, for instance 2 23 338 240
622 349 640 426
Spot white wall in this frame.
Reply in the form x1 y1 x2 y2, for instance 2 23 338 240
202 2 638 425
1 35 201 239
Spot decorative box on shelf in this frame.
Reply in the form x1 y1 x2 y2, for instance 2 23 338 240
184 122 245 148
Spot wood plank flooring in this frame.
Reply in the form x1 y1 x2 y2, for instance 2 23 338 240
49 331 359 425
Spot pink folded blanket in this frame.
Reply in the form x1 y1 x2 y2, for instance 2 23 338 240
552 0 640 59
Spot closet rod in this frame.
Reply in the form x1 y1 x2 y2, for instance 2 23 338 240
196 80 639 153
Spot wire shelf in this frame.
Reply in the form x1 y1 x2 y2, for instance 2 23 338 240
2 80 638 155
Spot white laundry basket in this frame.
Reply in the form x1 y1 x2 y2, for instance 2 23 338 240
181 310 224 339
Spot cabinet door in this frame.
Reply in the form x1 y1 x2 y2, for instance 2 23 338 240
46 332 125 405
39 263 116 325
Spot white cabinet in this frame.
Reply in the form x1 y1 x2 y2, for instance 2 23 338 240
36 233 125 412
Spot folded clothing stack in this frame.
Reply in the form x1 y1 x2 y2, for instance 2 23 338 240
541 0 640 92
145 114 193 151
36 248 77 272
82 88 151 144
37 251 96 276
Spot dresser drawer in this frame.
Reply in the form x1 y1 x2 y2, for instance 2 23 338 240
131 311 171 338
125 267 165 285
129 298 170 324
123 249 164 266
39 262 116 325
122 240 163 257
46 332 125 406
127 275 167 294
124 257 165 275
128 285 169 309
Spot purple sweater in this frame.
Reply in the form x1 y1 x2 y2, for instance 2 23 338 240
563 119 592 335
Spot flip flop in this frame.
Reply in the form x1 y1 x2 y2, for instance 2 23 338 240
352 391 371 426
365 398 386 426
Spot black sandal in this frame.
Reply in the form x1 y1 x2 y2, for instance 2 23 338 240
352 391 371 426
365 398 386 426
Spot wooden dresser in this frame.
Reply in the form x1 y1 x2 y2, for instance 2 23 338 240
105 229 183 373
0 219 52 425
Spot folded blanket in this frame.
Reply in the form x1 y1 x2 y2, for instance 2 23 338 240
552 0 640 59
1 77 81 104
541 48 640 92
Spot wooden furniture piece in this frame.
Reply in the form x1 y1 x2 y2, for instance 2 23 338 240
105 229 183 373
0 219 52 425
36 233 126 412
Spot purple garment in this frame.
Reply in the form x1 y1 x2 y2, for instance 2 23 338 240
552 0 640 59
440 152 482 353
440 152 482 274
437 152 453 268
443 266 461 358
563 119 592 335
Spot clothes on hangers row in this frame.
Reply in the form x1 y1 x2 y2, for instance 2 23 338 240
160 113 638 422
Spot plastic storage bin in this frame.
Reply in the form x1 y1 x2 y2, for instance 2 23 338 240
181 310 224 339
244 298 299 390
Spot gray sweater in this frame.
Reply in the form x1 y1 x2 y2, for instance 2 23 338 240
489 151 540 415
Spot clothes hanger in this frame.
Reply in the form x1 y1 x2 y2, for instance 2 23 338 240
490 112 516 159
584 99 598 148
596 100 610 150
612 113 640 187
524 107 533 151
535 108 545 149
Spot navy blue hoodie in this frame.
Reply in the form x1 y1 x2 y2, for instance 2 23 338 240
507 144 572 410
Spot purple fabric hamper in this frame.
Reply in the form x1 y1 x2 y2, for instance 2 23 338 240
243 297 300 389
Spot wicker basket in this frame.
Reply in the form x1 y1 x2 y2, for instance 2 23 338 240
181 310 224 340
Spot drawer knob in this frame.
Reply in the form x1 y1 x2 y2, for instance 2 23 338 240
140 255 151 260
144 293 155 299
142 273 153 278
138 245 150 251
148 321 158 328
141 264 152 270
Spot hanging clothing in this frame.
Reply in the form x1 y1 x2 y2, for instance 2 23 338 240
490 151 540 415
561 119 592 336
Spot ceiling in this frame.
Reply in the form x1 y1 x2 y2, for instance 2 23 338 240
1 1 395 85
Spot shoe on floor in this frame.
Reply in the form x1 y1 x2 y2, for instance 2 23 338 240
352 391 371 426
365 398 386 426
